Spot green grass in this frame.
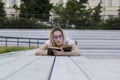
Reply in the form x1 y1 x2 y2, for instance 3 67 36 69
0 46 36 54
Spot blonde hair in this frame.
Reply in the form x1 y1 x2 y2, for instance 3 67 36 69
49 27 66 47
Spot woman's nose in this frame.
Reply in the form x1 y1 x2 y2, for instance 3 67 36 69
57 38 60 40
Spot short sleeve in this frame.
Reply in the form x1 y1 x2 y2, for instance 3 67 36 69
66 38 74 45
45 40 51 46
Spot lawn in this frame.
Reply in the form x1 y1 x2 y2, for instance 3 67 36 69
0 46 36 54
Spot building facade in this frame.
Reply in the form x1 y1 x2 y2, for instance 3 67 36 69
51 0 120 16
2 0 20 16
88 0 120 16
2 0 120 16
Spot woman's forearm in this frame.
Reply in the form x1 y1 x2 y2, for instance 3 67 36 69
64 50 80 56
35 50 47 56
53 50 80 56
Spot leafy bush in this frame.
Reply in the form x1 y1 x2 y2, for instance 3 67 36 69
0 18 51 29
2 18 37 29
0 15 120 30
87 17 120 30
103 17 120 30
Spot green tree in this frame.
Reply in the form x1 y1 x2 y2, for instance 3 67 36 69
92 0 102 23
118 6 120 17
88 0 103 29
13 4 19 13
19 0 52 20
52 0 90 29
0 0 6 22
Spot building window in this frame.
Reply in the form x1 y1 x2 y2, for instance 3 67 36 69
108 0 112 7
60 0 67 3
60 0 63 3
96 0 101 4
50 0 53 3
119 0 120 6
6 0 20 8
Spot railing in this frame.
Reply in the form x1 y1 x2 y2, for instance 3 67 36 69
0 36 48 48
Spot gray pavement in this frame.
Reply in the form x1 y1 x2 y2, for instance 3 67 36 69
0 29 120 57
0 29 120 80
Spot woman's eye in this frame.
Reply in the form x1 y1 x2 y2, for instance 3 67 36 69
54 35 62 39
59 35 62 38
54 36 58 39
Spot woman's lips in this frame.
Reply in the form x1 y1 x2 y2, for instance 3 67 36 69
57 41 60 43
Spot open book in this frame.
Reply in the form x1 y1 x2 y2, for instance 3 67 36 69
47 45 72 55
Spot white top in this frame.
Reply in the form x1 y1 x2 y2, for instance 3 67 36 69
45 38 74 47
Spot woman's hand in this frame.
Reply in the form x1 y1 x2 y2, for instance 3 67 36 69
53 48 65 56
35 50 47 56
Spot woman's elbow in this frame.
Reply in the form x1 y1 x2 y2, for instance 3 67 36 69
35 51 40 56
76 50 80 56
35 50 41 56
78 52 81 56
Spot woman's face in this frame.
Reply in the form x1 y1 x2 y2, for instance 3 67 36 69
53 31 63 47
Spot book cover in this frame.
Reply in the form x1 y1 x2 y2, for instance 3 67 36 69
47 45 72 56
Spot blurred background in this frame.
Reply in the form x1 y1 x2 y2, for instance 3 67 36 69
0 0 120 29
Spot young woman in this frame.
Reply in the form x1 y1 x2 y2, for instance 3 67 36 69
35 27 80 56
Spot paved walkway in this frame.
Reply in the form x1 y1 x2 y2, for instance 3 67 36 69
0 49 120 80
0 29 120 57
0 29 120 80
